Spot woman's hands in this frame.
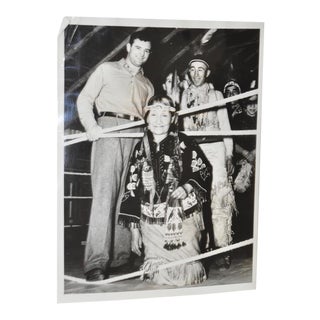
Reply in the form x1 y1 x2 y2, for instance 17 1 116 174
131 228 142 256
171 183 193 200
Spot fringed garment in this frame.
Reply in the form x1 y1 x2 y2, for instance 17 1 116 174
119 131 212 286
182 83 237 248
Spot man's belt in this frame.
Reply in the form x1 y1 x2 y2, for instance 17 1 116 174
99 111 140 122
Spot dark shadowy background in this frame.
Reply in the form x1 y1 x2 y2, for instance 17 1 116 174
64 26 260 129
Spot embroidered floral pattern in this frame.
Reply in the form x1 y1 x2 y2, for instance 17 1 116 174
119 132 212 233
126 154 145 197
191 150 207 173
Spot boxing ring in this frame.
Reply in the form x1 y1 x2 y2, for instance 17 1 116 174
63 89 259 285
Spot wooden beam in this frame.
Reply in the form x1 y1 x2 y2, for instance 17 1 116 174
164 32 205 73
161 28 180 43
65 26 106 59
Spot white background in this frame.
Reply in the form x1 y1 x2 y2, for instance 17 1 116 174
1 0 319 319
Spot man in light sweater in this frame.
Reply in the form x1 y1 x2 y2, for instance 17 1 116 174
77 30 154 281
180 57 236 269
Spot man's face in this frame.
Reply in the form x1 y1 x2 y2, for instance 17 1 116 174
126 39 151 67
188 61 209 87
225 85 240 98
225 85 240 105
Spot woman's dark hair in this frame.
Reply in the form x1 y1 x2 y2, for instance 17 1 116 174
148 94 175 108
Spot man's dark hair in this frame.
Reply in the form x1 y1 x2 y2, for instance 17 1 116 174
129 29 153 46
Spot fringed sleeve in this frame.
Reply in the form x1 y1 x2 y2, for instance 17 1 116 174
118 141 145 228
178 133 212 207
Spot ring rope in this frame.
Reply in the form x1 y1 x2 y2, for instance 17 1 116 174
73 129 256 140
64 172 91 176
176 89 258 116
64 238 253 285
64 129 256 146
64 120 145 146
64 89 258 147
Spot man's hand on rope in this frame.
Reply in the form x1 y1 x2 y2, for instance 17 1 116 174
86 125 103 141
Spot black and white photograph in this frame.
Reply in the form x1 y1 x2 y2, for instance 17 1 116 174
58 17 263 302
4 0 320 317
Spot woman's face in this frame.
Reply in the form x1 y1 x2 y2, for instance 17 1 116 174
147 105 172 136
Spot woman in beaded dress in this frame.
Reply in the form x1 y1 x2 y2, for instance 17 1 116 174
118 95 212 286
